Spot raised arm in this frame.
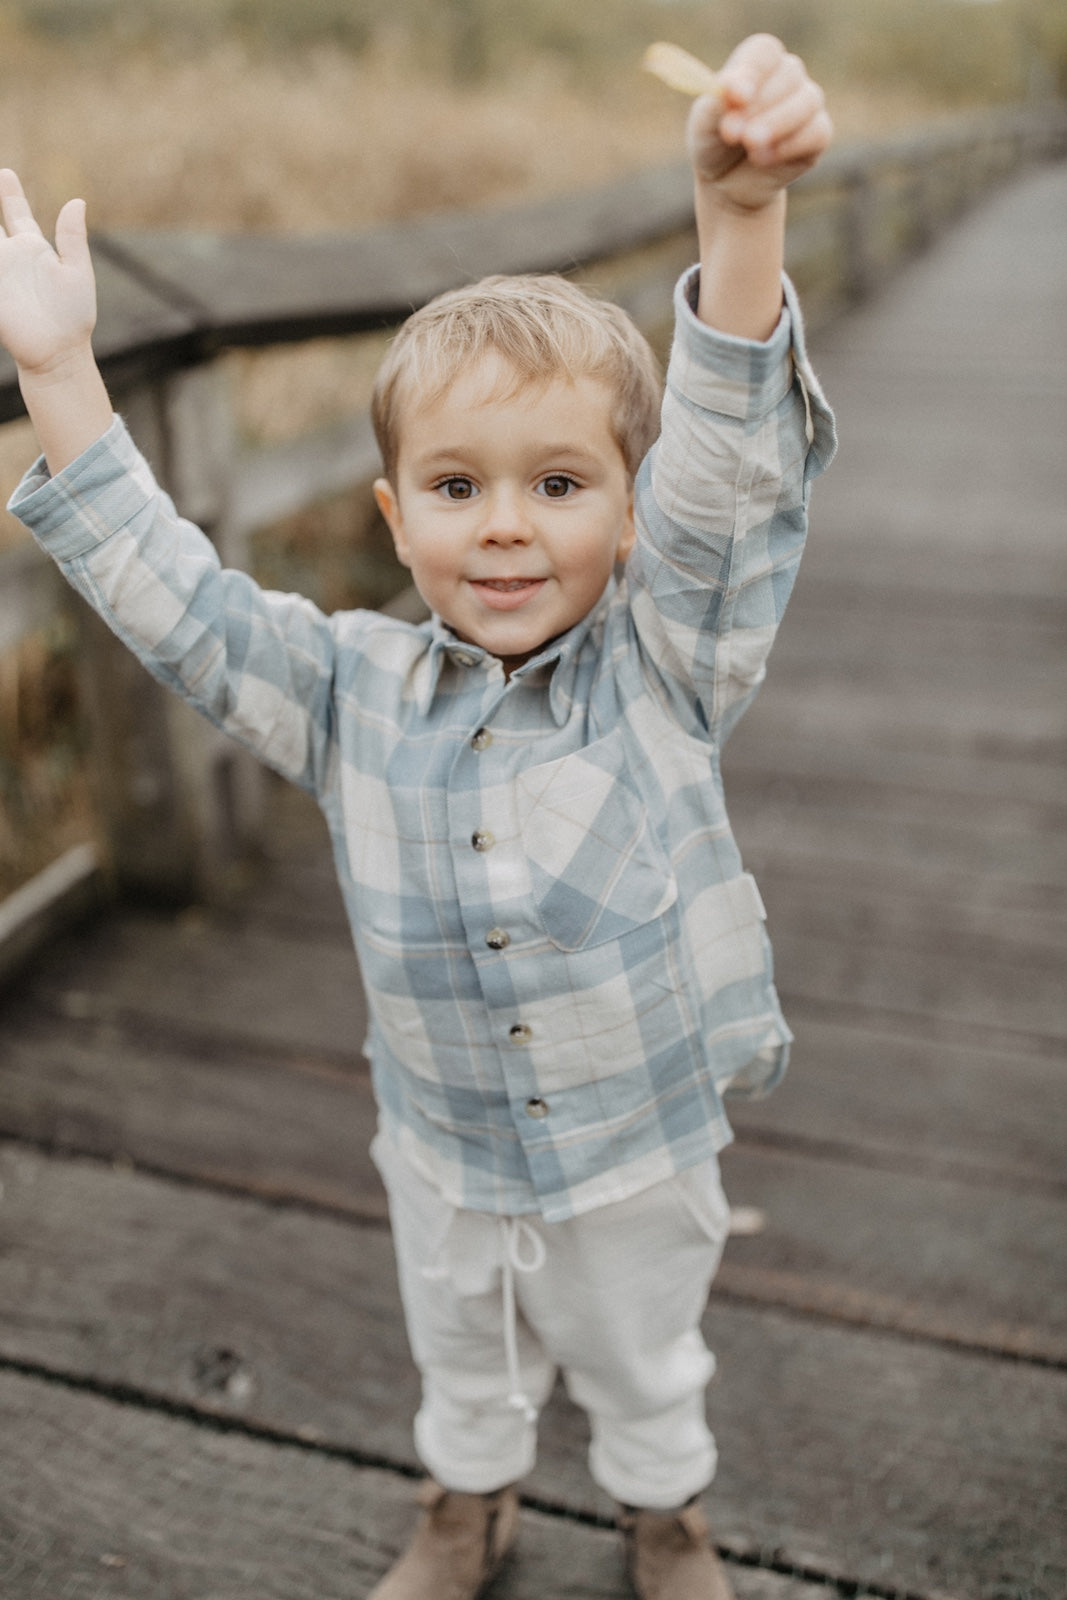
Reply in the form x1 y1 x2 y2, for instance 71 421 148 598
627 37 835 735
0 168 113 472
687 35 832 339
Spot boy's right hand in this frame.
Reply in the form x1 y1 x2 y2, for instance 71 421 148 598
0 169 112 473
0 168 97 379
687 36 831 212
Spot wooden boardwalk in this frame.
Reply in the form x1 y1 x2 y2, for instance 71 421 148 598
1 161 1065 1599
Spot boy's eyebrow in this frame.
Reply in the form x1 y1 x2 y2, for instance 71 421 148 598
409 442 609 469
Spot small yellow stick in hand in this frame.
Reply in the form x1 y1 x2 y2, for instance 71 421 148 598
642 42 724 103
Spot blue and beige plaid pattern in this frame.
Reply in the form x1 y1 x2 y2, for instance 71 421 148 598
14 269 835 1222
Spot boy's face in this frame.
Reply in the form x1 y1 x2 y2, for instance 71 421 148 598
374 354 636 676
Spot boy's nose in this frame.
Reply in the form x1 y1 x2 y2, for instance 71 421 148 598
479 486 533 545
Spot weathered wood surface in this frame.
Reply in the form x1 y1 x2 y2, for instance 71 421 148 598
1 163 1066 1598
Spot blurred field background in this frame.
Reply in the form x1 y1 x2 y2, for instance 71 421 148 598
1 0 1064 895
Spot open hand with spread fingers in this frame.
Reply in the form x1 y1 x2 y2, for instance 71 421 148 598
0 168 112 471
0 167 97 379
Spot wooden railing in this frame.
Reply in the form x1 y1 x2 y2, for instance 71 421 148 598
1 100 1065 973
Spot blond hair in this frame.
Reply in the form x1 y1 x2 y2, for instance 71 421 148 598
371 273 662 482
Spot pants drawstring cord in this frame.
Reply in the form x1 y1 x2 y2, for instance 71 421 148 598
499 1217 547 1423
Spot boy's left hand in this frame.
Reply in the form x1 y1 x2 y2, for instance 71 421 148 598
688 34 831 210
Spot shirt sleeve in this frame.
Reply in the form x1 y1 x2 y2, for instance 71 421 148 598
8 416 340 793
628 266 836 740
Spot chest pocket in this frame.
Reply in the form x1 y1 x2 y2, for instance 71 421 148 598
515 730 677 952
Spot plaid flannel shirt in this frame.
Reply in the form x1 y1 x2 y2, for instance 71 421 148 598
13 268 835 1222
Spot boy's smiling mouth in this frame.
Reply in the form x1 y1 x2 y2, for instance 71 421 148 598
469 577 547 609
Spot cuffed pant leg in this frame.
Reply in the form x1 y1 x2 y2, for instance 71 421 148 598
373 1135 556 1493
516 1160 731 1510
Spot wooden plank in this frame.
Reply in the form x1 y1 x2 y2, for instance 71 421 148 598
728 1010 1065 1190
1 727 1061 1195
740 597 1066 748
731 797 1065 903
769 923 1063 1040
724 722 1066 825
740 852 1065 962
728 681 1065 773
2 956 1062 1208
0 1009 385 1218
764 873 1066 985
91 247 201 380
731 606 1066 772
1 1146 1063 1598
732 793 1066 914
94 162 696 348
16 904 367 1066
716 1142 1067 1363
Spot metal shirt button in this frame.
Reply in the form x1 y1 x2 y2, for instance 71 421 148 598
509 1023 533 1043
452 650 478 667
525 1096 550 1119
471 727 493 751
471 830 495 852
485 928 511 950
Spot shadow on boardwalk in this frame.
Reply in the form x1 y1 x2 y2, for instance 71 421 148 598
0 163 1065 1600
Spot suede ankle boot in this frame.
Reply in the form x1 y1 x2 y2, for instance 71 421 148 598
368 1479 519 1600
617 1498 735 1600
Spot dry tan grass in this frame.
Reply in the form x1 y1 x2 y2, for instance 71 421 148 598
0 27 693 232
0 29 949 233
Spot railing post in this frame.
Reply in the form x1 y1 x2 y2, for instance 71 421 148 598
79 362 264 904
840 162 880 304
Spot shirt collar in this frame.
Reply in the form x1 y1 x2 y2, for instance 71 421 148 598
412 579 616 725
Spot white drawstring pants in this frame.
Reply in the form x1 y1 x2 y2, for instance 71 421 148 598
372 1135 732 1510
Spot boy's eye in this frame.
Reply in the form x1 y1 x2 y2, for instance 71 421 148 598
538 474 578 499
436 476 478 501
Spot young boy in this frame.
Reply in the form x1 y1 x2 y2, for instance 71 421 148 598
0 33 834 1600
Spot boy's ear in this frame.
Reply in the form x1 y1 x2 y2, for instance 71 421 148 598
373 478 410 566
617 492 636 563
